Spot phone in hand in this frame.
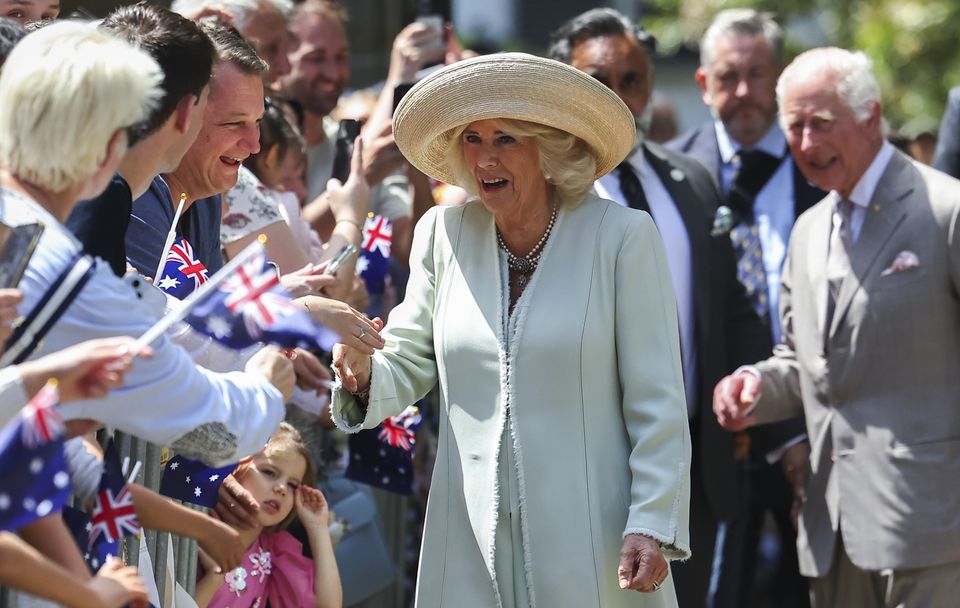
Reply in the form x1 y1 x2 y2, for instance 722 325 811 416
330 119 363 184
324 243 358 275
0 221 43 289
392 83 415 116
414 14 446 67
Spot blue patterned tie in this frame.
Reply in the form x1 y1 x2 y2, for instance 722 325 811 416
727 150 781 321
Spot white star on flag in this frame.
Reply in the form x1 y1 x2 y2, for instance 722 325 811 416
194 487 202 497
157 276 181 290
209 474 220 482
185 476 190 483
206 315 232 339
169 461 179 470
355 257 370 274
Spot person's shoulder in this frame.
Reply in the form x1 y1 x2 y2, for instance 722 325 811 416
665 121 713 153
646 140 715 184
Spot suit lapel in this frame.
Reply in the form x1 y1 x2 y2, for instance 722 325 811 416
828 152 914 338
805 202 833 342
642 143 711 347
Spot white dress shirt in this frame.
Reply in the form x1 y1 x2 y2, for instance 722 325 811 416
716 122 794 343
0 189 284 465
595 149 698 416
829 141 896 244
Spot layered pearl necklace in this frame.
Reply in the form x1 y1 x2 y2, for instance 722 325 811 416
496 204 558 289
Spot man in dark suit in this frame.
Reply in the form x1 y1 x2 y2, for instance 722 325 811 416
550 10 769 606
933 85 960 179
669 9 823 607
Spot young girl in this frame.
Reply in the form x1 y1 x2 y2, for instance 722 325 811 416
195 423 341 608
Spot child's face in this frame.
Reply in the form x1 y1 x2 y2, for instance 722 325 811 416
265 146 307 204
0 0 59 24
237 450 307 528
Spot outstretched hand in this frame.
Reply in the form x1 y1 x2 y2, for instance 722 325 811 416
331 340 375 394
712 370 761 432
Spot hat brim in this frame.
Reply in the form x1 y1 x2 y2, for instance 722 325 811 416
393 52 636 187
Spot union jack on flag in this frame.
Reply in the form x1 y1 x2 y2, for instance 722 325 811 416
182 243 325 351
156 236 209 300
362 214 392 257
20 380 63 448
0 381 71 532
378 407 421 451
357 214 392 298
88 440 140 549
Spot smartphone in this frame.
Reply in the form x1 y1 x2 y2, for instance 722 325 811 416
324 243 358 275
0 221 43 289
414 13 446 66
393 83 415 115
330 119 363 184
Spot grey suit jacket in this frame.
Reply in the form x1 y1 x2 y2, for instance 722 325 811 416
753 150 960 576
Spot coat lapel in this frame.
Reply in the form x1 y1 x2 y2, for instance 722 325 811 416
828 152 913 338
642 143 710 346
805 202 833 342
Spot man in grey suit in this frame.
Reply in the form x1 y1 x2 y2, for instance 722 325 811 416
550 10 770 606
714 46 960 607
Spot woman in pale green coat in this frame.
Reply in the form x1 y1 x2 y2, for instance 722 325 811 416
332 53 691 608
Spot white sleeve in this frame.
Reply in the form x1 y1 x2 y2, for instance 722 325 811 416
0 366 27 428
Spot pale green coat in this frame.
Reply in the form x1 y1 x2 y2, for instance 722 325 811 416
333 195 691 607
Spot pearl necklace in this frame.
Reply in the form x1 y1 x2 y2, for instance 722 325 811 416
496 204 558 287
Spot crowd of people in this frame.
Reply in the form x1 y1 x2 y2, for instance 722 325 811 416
1 1 960 607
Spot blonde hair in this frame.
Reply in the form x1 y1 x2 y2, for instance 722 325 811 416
446 118 597 206
0 21 162 192
237 422 317 530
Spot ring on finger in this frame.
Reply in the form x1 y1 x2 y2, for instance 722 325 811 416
357 326 366 339
229 502 236 509
652 580 661 592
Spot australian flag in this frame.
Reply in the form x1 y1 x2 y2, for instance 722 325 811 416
156 236 209 300
182 244 325 350
346 404 422 495
62 505 114 573
159 454 234 508
356 214 392 297
0 381 71 531
88 439 140 556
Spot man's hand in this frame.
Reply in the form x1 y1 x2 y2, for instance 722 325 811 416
212 475 260 530
713 370 762 431
618 534 669 593
361 122 406 187
388 21 445 83
781 440 810 530
245 346 295 403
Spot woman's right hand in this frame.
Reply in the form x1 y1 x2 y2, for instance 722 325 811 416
332 342 372 393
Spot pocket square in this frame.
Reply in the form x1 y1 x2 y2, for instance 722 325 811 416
880 250 920 276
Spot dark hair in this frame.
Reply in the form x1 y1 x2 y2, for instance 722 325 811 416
0 18 25 67
101 4 215 138
548 8 657 64
291 0 348 24
199 19 268 76
247 97 305 182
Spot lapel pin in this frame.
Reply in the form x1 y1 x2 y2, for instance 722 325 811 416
670 168 685 182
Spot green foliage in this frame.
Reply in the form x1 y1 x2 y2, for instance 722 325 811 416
643 0 959 130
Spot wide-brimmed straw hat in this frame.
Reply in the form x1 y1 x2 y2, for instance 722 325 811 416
393 52 636 186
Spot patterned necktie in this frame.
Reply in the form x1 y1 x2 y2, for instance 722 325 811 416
825 198 854 330
728 150 782 321
616 161 650 214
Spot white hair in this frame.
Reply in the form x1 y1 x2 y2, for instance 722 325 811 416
0 21 162 192
446 118 597 207
776 47 881 128
701 8 784 68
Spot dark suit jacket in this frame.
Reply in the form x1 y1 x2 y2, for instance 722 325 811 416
640 141 770 521
934 86 960 179
667 123 823 457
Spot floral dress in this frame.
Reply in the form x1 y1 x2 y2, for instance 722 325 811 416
206 530 315 608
